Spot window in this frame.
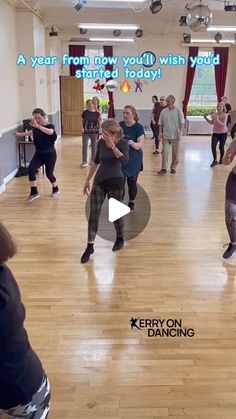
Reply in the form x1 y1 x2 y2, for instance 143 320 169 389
189 50 217 108
84 48 109 115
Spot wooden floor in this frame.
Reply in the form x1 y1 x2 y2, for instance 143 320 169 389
1 135 236 418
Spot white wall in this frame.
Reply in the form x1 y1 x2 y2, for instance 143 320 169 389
46 35 61 115
33 15 48 113
113 40 187 109
0 2 20 131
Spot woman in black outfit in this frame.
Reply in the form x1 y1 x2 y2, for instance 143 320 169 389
81 119 129 264
16 108 59 202
0 222 50 418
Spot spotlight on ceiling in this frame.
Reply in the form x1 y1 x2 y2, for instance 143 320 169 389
79 28 87 34
149 0 163 14
49 26 58 37
135 29 143 37
215 32 222 43
183 33 191 43
224 2 236 11
74 0 87 12
179 16 188 26
113 29 121 37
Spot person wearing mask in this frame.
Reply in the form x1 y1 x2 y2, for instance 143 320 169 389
0 222 50 418
204 102 229 167
119 105 145 211
15 108 59 201
81 99 101 167
158 95 185 174
81 119 129 263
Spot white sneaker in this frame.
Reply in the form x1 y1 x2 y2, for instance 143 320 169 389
80 163 88 168
27 193 40 202
51 189 60 198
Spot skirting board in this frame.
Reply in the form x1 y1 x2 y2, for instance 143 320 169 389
0 168 18 195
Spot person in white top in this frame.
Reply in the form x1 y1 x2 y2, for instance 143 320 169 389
158 95 185 174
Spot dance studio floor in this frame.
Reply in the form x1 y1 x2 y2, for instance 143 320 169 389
1 135 236 418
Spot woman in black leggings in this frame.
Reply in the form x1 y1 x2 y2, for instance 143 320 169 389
16 108 59 201
119 106 145 211
0 223 50 418
81 119 129 264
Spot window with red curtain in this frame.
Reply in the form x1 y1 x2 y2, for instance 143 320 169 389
214 47 229 102
182 46 199 118
69 45 86 76
103 45 115 118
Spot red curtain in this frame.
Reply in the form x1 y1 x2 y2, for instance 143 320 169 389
103 46 115 118
214 47 229 101
69 45 86 76
182 47 199 118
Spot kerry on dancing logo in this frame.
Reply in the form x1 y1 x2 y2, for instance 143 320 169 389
129 317 195 338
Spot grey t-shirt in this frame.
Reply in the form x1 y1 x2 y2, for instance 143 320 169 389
159 107 185 140
93 138 129 189
228 137 236 174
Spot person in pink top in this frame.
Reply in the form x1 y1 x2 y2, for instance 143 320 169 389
204 102 229 167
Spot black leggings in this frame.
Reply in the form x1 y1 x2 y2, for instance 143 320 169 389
28 150 57 183
211 132 227 161
126 173 139 201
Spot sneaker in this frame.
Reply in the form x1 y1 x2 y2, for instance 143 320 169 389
211 160 218 168
51 189 60 198
27 193 40 202
153 150 159 155
80 163 88 168
81 246 94 263
128 202 135 211
158 169 167 174
170 169 176 174
223 243 236 259
112 238 124 252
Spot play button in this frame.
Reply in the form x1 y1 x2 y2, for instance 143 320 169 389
109 198 130 222
85 179 151 242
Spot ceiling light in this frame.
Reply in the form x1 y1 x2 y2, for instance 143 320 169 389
74 0 87 12
191 38 235 43
135 29 143 37
79 28 87 34
214 32 222 43
79 23 139 30
208 26 236 31
149 0 163 14
113 30 121 36
183 33 191 43
89 37 134 42
49 26 58 37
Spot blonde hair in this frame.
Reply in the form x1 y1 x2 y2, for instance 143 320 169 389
124 105 139 122
0 223 17 265
217 102 226 113
101 119 123 140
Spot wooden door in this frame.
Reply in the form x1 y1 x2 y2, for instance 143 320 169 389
60 76 84 135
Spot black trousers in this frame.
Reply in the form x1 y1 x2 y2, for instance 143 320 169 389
225 171 236 243
211 132 227 161
126 172 139 202
28 150 57 183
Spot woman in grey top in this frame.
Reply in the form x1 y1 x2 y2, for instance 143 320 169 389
81 119 129 263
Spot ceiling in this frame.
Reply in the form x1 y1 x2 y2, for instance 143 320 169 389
9 0 236 41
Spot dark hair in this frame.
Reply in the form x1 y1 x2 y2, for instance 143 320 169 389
0 223 17 265
152 95 158 101
32 108 46 117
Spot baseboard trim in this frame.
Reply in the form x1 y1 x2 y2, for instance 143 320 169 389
0 168 18 195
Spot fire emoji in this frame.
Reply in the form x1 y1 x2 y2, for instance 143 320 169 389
120 80 131 93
